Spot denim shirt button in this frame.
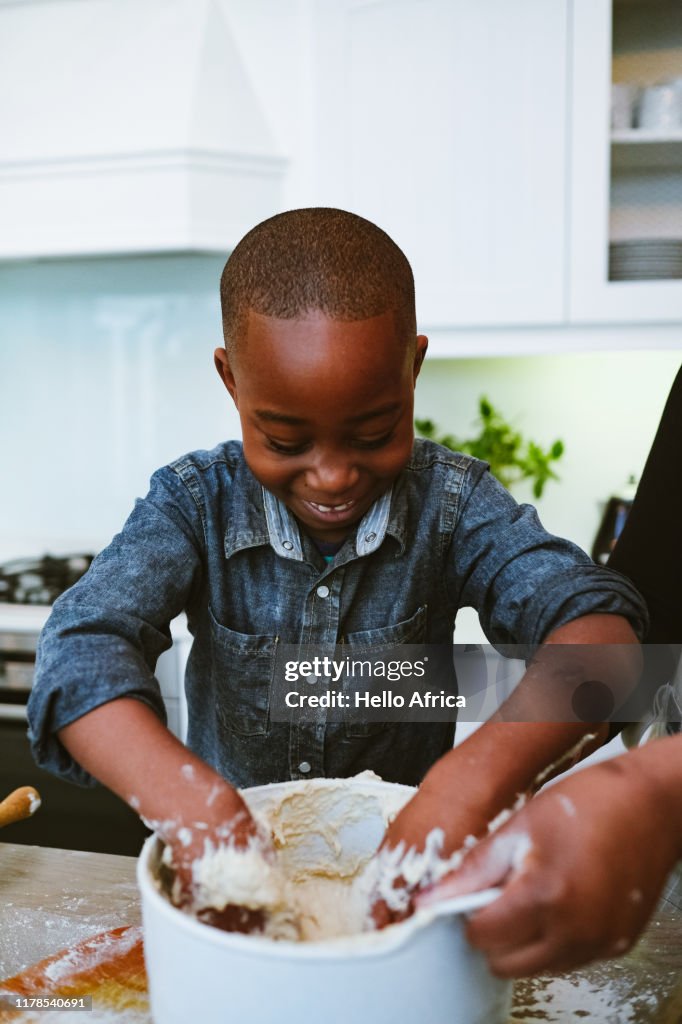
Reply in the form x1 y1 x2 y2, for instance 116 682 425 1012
298 761 312 774
316 585 330 598
365 532 377 542
282 540 294 551
306 673 317 685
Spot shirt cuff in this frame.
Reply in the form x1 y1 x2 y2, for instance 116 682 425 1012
27 684 167 788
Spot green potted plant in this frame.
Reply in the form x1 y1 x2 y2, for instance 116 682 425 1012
415 397 564 499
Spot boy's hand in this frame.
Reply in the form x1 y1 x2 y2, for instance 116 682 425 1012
371 775 495 927
58 698 271 933
371 614 643 930
160 796 271 934
415 744 682 976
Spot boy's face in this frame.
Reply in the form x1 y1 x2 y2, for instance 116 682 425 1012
214 310 427 543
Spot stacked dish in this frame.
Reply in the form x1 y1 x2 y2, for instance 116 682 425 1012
609 239 682 281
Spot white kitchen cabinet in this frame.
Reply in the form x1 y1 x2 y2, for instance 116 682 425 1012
312 0 568 330
570 0 682 324
0 0 286 259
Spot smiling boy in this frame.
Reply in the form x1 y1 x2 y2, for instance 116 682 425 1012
29 208 645 909
214 307 418 545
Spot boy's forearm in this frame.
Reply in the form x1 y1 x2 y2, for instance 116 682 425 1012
509 612 642 726
422 613 642 824
57 698 245 835
420 721 606 826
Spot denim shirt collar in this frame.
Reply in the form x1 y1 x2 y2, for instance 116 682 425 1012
223 449 407 562
262 485 396 561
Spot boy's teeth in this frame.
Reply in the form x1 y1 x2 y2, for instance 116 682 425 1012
311 501 353 512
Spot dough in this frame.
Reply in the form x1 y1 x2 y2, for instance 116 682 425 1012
159 773 481 943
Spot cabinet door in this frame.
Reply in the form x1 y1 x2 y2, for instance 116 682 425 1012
313 0 568 328
569 0 682 324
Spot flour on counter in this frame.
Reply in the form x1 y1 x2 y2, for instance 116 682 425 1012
41 926 143 985
510 972 657 1023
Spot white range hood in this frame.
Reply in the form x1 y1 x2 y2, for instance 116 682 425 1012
0 0 286 258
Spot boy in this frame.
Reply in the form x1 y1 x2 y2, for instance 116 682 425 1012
28 208 645 912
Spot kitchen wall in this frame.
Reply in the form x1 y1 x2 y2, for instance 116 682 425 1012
0 254 237 560
1 253 679 562
416 350 681 553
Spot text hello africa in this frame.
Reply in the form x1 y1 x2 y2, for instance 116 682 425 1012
284 691 466 709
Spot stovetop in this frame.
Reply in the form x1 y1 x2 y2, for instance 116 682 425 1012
0 555 94 606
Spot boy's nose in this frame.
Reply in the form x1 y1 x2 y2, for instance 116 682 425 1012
305 456 360 498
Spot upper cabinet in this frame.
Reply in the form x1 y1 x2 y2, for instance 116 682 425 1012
0 0 286 259
570 0 682 323
311 0 682 339
312 0 568 330
3 0 680 338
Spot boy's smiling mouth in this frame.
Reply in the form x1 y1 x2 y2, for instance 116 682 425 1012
301 497 361 524
306 499 356 513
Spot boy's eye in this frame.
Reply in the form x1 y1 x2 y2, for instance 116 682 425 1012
353 431 395 450
265 431 396 455
267 439 309 455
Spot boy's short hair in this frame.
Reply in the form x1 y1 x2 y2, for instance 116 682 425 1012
220 207 416 356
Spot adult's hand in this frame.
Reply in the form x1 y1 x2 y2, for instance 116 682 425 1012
416 738 682 976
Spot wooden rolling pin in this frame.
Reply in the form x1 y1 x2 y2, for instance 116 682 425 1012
0 786 41 828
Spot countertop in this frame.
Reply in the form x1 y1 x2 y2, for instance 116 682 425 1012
1 842 681 1023
0 843 141 979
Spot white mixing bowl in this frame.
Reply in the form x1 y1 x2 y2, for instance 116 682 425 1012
137 776 512 1024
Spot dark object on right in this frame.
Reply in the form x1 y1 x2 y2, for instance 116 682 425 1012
608 365 682 734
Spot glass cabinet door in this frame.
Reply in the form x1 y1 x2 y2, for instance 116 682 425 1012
570 0 682 323
610 1 682 283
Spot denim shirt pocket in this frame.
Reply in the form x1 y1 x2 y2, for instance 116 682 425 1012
340 604 428 737
208 607 278 736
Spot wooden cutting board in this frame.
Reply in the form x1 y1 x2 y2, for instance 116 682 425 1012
0 925 150 1023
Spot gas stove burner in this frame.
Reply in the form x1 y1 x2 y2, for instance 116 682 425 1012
0 554 94 605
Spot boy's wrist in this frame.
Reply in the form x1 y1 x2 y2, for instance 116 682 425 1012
176 784 248 832
418 736 521 833
144 765 248 840
422 721 600 818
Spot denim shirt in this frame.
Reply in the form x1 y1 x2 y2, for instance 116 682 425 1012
28 439 647 790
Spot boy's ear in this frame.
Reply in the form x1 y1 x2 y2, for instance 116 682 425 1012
214 346 238 405
413 335 428 383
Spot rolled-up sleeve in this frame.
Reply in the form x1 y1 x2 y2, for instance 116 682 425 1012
449 464 648 649
27 466 205 785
